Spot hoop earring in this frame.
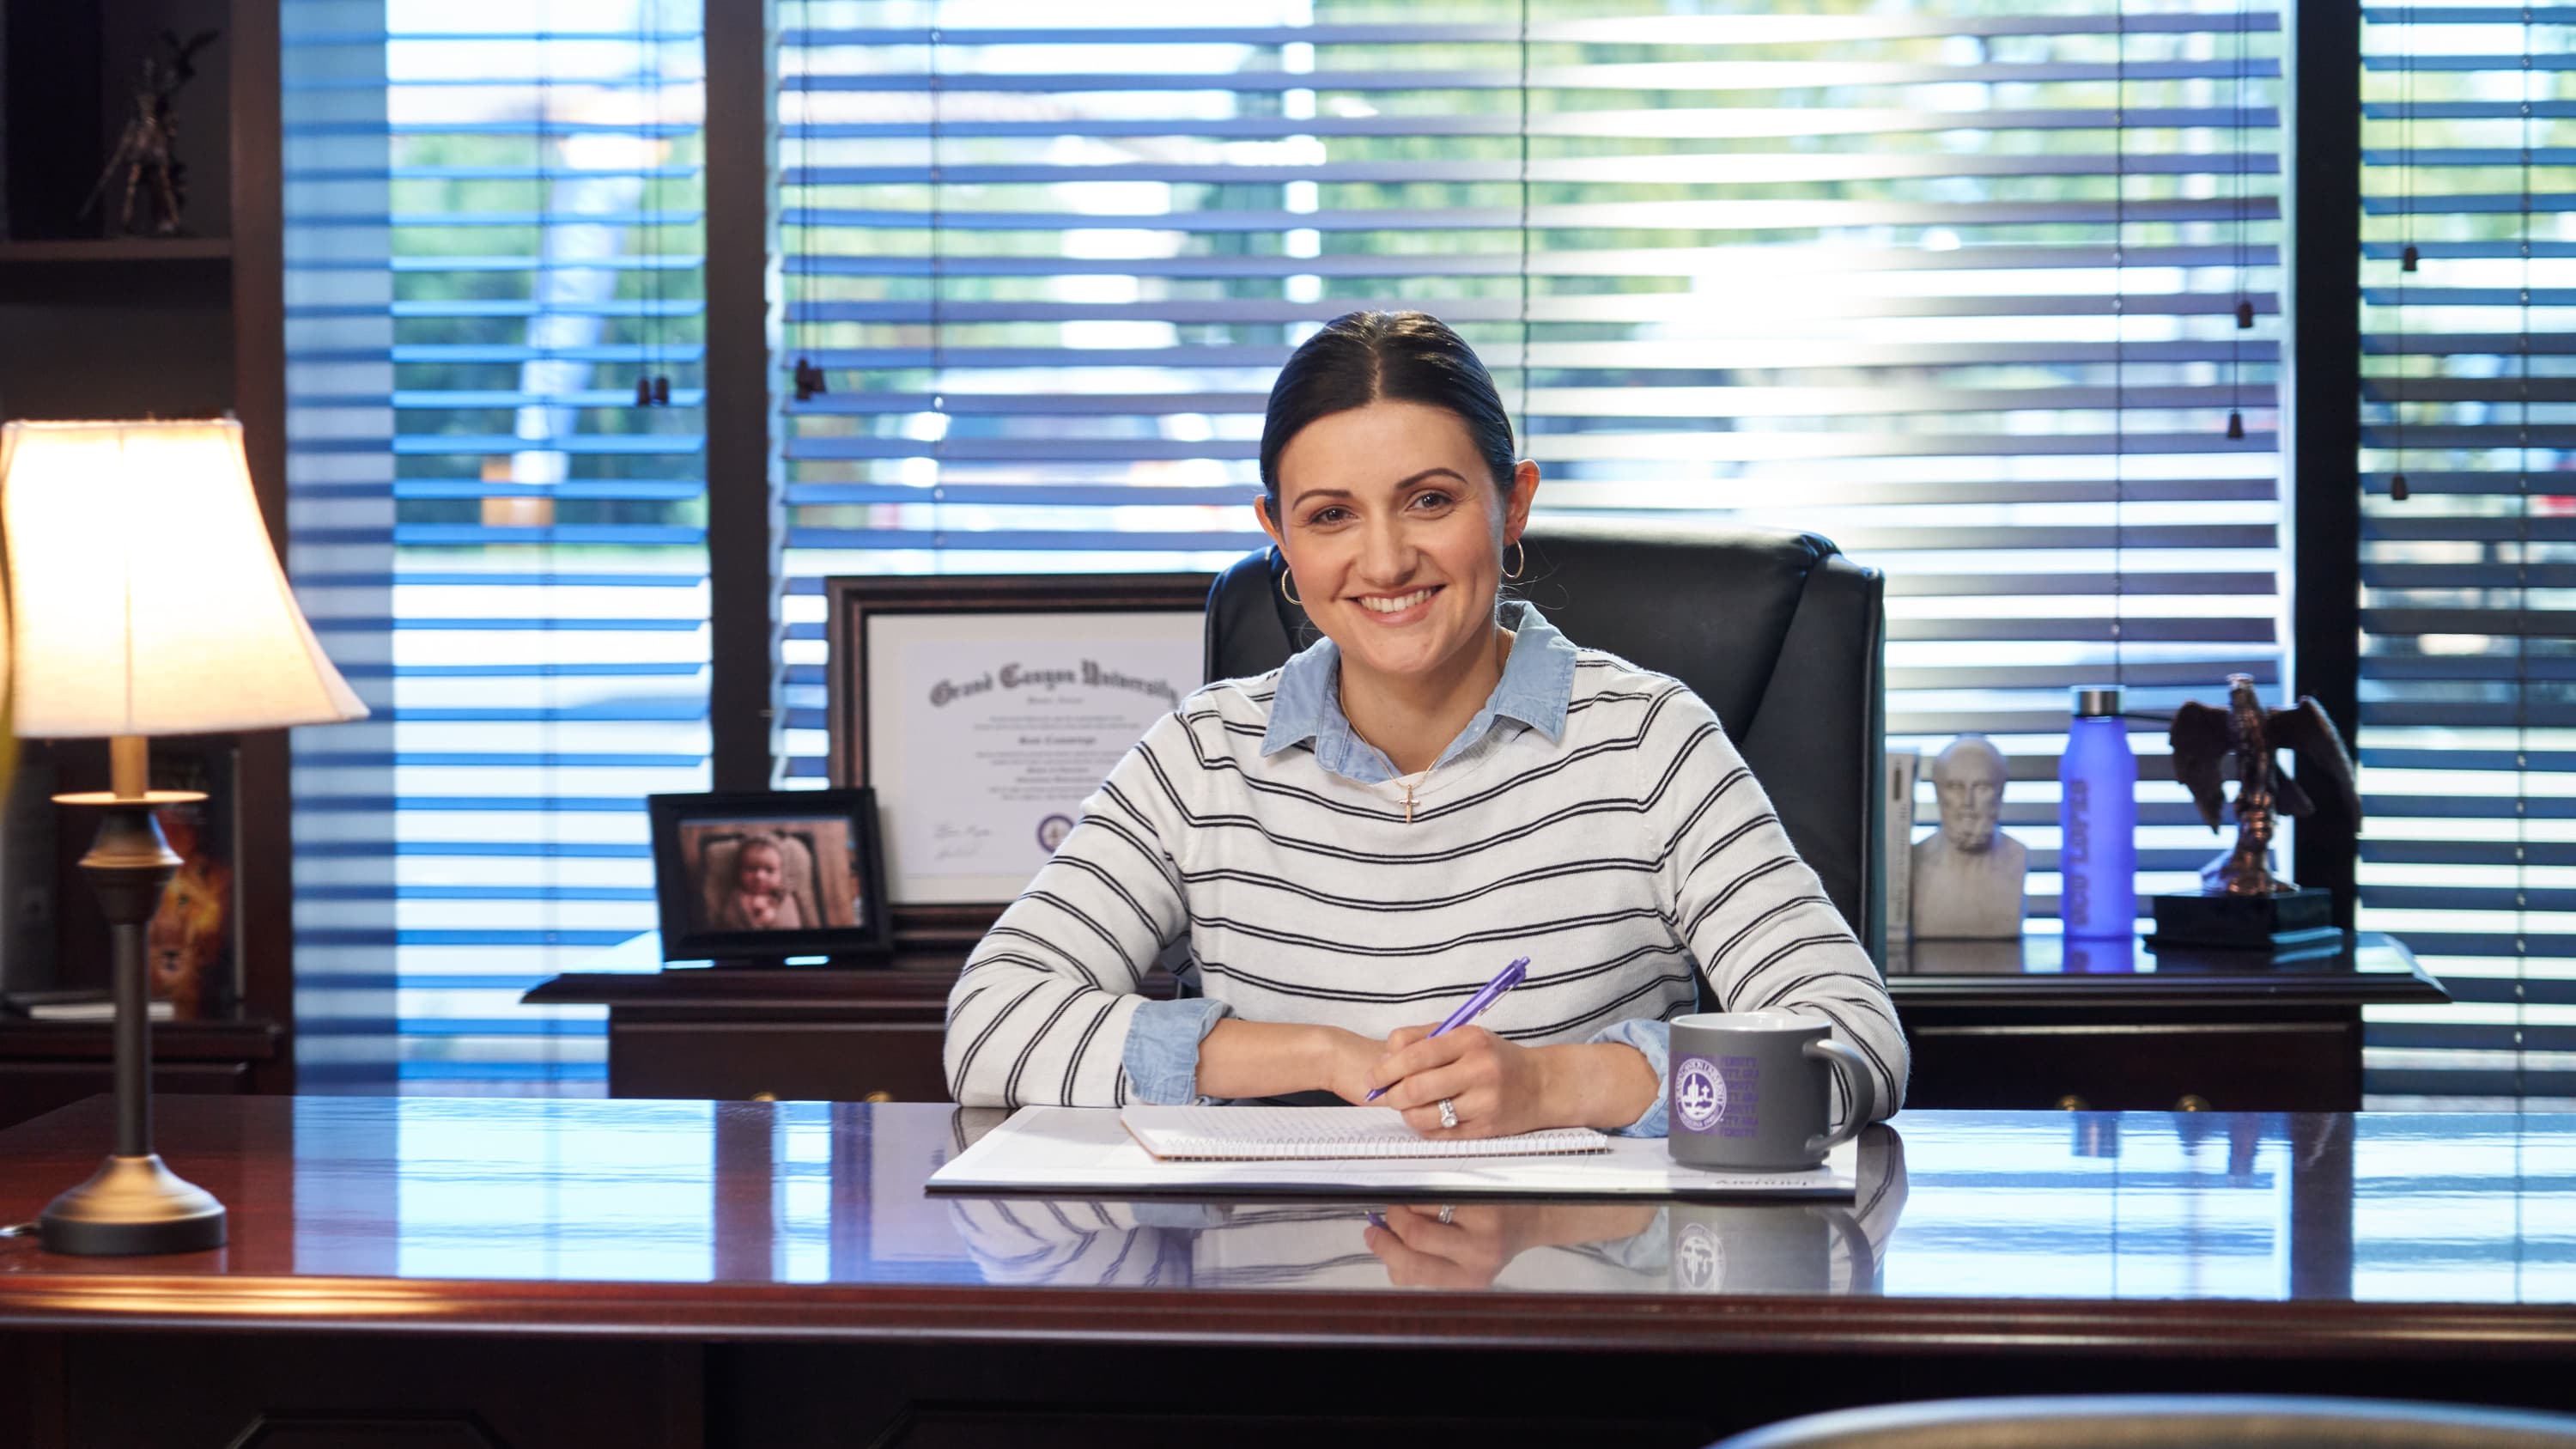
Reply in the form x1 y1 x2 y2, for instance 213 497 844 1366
1503 539 1526 581
1279 567 1303 608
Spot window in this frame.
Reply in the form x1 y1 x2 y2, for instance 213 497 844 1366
283 0 708 1093
2357 2 2576 1105
775 0 2287 928
279 0 2300 1093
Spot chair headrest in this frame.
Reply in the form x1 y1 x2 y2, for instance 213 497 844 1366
1205 520 1845 738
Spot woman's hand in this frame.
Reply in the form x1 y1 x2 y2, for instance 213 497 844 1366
1369 1031 1661 1137
1364 1203 1528 1289
1368 1024 1554 1138
1197 1020 1386 1103
1321 1027 1397 1105
1362 1202 1665 1290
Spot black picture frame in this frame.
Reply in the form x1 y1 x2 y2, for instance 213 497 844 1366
647 788 892 965
824 572 1212 951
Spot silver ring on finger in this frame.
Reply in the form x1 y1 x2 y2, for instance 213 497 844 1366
1438 1097 1458 1129
1437 1204 1455 1226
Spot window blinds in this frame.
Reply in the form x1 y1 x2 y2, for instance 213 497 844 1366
2357 3 2576 1105
775 1 2286 923
283 0 708 1093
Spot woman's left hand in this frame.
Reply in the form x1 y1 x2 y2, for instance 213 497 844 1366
1369 1024 1553 1139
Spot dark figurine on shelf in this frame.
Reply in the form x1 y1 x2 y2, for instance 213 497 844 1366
2170 673 2362 895
2153 673 2361 950
79 29 222 237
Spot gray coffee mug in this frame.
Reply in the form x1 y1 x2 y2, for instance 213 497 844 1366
1668 1011 1880 1170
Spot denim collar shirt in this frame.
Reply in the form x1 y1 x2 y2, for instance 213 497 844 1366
1257 598 1578 782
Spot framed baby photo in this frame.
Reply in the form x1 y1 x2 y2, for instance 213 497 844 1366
647 789 892 965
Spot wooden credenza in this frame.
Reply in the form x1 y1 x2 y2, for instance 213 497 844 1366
526 932 2445 1112
0 1014 283 1133
527 963 968 1105
1890 932 2445 1111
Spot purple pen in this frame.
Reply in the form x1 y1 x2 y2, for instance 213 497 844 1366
1363 955 1529 1104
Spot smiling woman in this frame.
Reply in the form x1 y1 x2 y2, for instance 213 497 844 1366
1253 319 1532 795
944 312 1907 1141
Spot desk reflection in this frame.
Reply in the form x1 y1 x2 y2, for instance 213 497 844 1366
939 1126 1905 1295
61 1097 2544 1308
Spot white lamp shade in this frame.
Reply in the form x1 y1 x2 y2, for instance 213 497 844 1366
1 418 368 738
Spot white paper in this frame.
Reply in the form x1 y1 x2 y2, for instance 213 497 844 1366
1121 1105 1607 1160
865 610 1201 904
928 1106 1857 1200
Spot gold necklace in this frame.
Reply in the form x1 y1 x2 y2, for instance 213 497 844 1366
1355 629 1507 825
1395 757 1443 825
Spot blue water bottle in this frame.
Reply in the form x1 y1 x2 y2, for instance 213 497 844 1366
2059 685 2138 940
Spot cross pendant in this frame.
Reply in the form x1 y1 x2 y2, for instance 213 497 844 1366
1403 786 1416 825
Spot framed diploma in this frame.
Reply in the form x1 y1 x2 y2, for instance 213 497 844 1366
826 573 1213 937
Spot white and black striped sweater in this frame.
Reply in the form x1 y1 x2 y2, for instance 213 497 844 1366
943 651 1908 1115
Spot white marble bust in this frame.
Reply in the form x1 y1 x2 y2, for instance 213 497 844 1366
1911 734 2026 940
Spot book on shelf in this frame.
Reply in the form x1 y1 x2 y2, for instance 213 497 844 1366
2 992 175 1022
1884 747 1919 972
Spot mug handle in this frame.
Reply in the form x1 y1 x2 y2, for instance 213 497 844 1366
1802 1037 1880 1159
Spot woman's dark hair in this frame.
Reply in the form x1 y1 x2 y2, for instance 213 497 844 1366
1258 311 1516 517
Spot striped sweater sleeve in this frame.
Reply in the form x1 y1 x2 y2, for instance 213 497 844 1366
1641 684 1910 1118
943 709 1197 1108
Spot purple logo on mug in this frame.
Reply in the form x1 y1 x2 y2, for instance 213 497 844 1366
1674 1055 1728 1130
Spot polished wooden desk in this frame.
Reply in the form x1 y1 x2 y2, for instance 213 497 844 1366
527 930 2446 1111
3 1096 2573 1448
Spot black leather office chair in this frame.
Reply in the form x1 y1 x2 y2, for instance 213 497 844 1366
1202 518 1887 965
1710 1396 2576 1448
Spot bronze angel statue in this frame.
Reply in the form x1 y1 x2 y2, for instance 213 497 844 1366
2168 673 2360 897
80 29 220 237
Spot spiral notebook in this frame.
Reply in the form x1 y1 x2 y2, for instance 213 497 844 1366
927 1106 1857 1200
1121 1106 1608 1161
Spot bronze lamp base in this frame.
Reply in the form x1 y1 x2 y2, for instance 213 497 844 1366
37 760 227 1256
39 1152 226 1255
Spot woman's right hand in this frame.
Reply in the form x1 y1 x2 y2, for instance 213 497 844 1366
1197 1020 1387 1103
1320 1026 1394 1104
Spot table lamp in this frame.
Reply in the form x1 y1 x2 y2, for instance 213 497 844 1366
0 418 367 1255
